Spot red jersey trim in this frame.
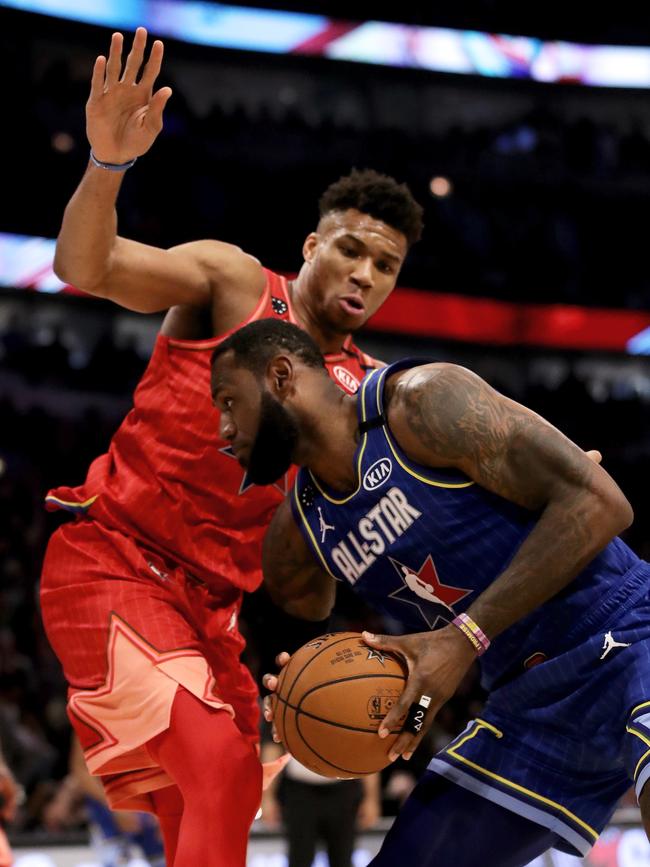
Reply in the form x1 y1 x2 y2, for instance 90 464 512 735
165 270 277 351
282 279 299 326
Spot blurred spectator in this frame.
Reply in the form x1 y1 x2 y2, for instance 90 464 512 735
260 741 380 867
44 738 165 867
0 742 18 867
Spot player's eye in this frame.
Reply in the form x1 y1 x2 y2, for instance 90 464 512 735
377 261 393 274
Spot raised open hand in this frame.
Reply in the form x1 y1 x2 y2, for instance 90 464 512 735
86 27 172 164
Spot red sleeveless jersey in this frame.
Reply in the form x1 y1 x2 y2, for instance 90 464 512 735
46 269 379 593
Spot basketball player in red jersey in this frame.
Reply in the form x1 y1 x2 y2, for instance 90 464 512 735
39 27 424 867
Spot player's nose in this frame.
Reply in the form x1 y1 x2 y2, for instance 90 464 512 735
350 257 373 289
219 415 236 441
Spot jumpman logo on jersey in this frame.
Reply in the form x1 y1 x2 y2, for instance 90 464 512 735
388 555 472 630
219 446 290 496
600 631 631 660
318 507 335 542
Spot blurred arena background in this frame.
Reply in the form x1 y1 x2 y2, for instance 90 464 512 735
1 1 650 865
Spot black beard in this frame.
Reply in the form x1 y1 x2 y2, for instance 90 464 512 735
246 392 298 485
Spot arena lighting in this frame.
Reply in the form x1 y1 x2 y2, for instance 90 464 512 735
51 131 75 153
627 326 650 355
4 0 650 88
429 176 453 197
2 231 650 354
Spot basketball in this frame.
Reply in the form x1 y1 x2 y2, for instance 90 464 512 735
272 631 408 778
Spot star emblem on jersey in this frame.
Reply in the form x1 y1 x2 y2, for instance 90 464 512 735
218 445 290 496
271 296 288 315
388 555 472 630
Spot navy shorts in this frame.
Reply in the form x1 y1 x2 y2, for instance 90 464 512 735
429 568 650 857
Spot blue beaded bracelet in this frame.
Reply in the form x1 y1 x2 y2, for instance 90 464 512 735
89 150 137 171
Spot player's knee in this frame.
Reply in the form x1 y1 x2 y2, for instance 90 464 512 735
200 724 261 811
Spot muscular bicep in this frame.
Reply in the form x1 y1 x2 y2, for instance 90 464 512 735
93 238 264 314
263 497 336 621
390 363 628 512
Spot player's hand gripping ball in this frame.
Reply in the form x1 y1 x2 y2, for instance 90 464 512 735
271 632 407 778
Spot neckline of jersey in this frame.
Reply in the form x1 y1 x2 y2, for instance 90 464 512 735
306 367 380 505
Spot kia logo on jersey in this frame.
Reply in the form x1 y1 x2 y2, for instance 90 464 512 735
332 365 360 394
362 458 393 491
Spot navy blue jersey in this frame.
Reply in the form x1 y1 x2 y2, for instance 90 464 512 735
291 360 645 692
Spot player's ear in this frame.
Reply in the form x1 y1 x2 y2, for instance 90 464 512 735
302 232 319 263
266 354 294 398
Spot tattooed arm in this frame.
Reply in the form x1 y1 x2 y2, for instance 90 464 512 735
363 362 633 761
263 496 336 621
387 362 633 637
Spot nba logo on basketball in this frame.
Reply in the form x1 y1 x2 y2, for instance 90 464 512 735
367 695 395 720
332 365 360 394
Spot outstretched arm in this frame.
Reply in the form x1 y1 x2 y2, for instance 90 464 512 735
54 28 262 314
364 362 632 760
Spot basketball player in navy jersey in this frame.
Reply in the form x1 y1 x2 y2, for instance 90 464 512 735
210 319 650 867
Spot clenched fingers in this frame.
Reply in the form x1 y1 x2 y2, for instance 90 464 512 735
262 673 278 693
383 687 439 761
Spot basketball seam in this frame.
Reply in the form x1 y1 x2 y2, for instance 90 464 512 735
295 709 380 777
295 710 355 776
281 633 366 761
274 691 404 735
284 635 403 707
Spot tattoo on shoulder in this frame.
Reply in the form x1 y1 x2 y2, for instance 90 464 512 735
391 364 593 508
403 366 516 459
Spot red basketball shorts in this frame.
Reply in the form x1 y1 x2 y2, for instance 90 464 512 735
40 519 260 811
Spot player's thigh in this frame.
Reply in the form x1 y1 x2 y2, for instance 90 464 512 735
371 772 559 867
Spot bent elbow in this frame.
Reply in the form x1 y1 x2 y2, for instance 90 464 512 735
597 489 634 538
53 250 75 286
53 247 110 296
615 495 634 533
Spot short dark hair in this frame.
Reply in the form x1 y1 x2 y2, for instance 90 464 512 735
212 319 325 377
319 168 424 247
